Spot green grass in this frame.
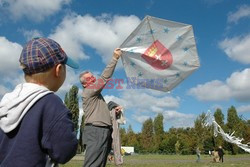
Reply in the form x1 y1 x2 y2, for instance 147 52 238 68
61 154 250 167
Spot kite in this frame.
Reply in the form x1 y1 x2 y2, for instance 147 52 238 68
120 15 200 92
204 111 250 153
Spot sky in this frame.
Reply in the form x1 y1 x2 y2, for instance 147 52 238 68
0 0 250 132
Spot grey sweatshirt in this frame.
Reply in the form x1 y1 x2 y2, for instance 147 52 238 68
82 57 118 126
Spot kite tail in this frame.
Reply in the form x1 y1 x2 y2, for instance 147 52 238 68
204 110 250 153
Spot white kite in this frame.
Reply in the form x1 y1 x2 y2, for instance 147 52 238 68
120 15 200 92
204 111 250 153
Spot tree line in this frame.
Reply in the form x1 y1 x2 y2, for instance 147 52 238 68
65 85 250 155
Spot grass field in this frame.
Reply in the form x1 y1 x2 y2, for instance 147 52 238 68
61 154 250 167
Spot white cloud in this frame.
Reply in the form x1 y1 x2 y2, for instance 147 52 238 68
228 5 250 23
188 68 250 102
4 73 25 86
21 29 44 41
188 80 231 101
150 106 164 113
0 72 25 98
132 114 150 124
237 105 250 113
2 0 71 21
103 95 128 108
104 88 182 128
226 68 250 101
104 88 180 111
0 84 10 97
49 14 141 64
164 110 194 120
219 34 250 64
0 37 22 74
120 90 180 110
163 110 195 128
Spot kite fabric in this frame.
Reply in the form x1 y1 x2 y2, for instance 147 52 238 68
120 15 200 92
204 111 250 153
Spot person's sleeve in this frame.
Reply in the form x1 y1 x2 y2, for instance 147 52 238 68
41 95 78 164
108 101 119 110
87 57 118 96
101 57 118 82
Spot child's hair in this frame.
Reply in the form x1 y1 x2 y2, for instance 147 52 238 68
24 69 52 83
21 63 54 84
22 63 66 92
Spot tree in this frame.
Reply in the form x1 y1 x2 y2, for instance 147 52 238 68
120 127 127 146
153 113 164 152
226 106 240 154
64 85 79 132
214 108 225 126
141 118 154 153
194 113 208 145
213 108 225 147
154 113 164 136
126 125 140 152
127 125 137 145
237 118 250 153
177 128 197 155
162 129 178 154
227 106 240 130
193 112 212 154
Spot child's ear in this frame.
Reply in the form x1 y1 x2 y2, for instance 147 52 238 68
55 64 63 77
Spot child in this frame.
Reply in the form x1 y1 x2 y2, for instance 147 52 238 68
0 37 79 166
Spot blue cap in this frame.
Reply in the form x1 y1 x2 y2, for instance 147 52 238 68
66 56 79 69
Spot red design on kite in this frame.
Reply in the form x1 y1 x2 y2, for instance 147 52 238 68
141 40 173 70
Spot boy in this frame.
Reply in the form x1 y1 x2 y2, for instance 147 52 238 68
0 37 78 166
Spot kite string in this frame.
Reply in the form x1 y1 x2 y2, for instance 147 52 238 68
146 16 156 42
204 110 250 153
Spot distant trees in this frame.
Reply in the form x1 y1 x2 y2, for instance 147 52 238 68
64 85 79 132
64 85 81 152
226 106 242 154
213 108 225 147
214 108 225 126
126 125 139 148
118 106 250 155
153 113 164 152
63 86 250 155
141 118 154 153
